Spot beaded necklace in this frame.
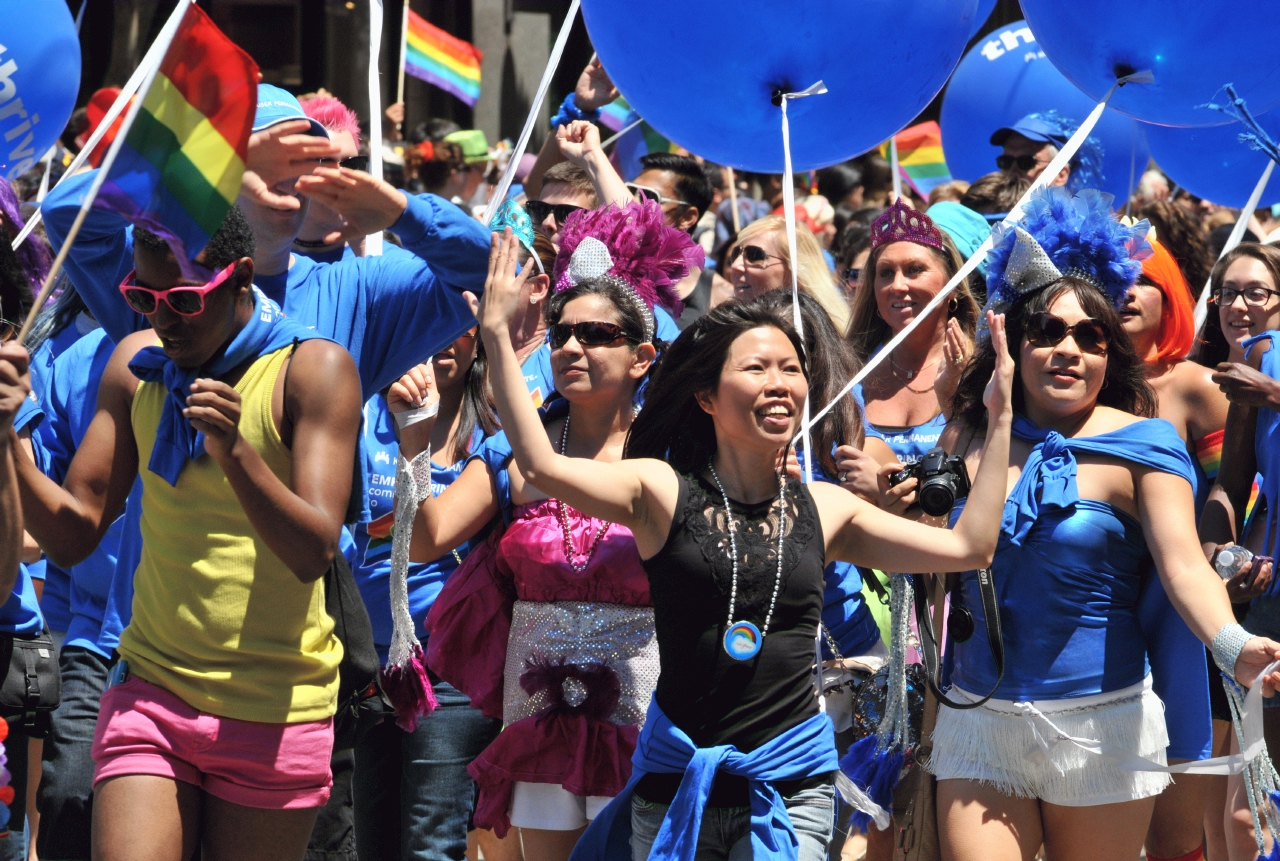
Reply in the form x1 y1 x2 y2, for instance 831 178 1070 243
555 415 610 572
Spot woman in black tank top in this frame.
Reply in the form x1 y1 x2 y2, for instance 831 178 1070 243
475 231 1017 860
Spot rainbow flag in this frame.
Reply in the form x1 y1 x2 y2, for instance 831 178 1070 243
404 10 483 107
96 5 257 263
598 98 638 133
609 97 683 181
880 121 952 198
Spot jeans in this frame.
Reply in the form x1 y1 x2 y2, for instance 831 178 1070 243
629 783 835 861
36 646 109 861
305 749 356 861
352 679 501 861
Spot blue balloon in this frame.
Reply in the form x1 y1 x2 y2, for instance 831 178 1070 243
969 0 997 38
582 0 981 174
940 21 1149 202
1145 120 1280 208
1020 0 1280 128
0 0 80 181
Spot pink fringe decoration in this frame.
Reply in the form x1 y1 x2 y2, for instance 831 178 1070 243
552 200 704 315
380 643 439 732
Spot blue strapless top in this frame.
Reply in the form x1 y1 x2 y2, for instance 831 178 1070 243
948 416 1196 701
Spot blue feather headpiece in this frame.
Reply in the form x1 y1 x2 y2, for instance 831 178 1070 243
489 199 544 273
981 186 1150 334
1024 110 1106 194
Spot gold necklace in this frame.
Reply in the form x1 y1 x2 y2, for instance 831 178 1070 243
888 354 938 394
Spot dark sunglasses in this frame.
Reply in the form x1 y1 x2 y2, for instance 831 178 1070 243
1025 311 1109 355
549 321 634 349
525 200 584 227
996 154 1043 172
728 244 782 267
317 155 370 172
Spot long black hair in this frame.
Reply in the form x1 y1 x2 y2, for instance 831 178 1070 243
451 338 500 458
950 278 1156 431
756 289 864 476
625 297 808 474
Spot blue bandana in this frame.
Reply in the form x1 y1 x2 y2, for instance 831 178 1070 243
128 286 323 486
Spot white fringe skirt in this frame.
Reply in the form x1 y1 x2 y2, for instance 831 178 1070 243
927 676 1171 807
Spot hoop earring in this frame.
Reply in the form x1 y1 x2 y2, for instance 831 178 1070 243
948 295 958 315
1102 377 1110 390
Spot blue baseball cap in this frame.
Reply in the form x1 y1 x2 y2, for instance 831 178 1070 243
989 115 1070 148
253 84 328 137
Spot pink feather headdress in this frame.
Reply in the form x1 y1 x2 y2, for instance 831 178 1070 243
552 201 704 341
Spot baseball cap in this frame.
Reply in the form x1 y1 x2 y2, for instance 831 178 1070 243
443 129 490 164
989 115 1070 148
253 84 328 137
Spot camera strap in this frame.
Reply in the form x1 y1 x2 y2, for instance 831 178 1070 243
910 570 1004 710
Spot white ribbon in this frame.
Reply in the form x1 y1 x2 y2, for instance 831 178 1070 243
804 71 1154 432
1192 159 1275 330
365 0 385 257
779 80 826 483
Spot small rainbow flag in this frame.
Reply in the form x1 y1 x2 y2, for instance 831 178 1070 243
404 10 483 107
880 120 952 198
598 98 637 133
96 5 257 263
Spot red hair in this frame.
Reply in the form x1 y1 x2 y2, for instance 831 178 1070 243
300 96 361 144
1140 238 1195 364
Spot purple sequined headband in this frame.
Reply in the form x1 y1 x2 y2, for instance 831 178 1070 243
868 197 945 255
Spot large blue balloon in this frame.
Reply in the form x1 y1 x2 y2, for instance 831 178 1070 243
0 0 80 181
1145 119 1280 208
969 0 997 38
1020 0 1280 128
582 0 981 174
940 20 1149 201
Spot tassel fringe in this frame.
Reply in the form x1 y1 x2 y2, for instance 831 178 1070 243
839 730 905 833
380 643 438 732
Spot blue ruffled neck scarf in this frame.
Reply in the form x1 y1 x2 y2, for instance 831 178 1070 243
1001 414 1195 547
570 698 838 861
128 286 322 486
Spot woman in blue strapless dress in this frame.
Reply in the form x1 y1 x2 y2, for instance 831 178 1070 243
931 188 1280 861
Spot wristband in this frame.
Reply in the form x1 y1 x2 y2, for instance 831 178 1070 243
549 92 600 129
1212 622 1253 679
393 400 439 430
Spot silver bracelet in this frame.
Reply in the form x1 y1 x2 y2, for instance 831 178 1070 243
392 400 439 430
1211 622 1254 679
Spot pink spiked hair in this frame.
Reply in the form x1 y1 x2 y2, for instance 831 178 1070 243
552 200 704 316
301 96 361 144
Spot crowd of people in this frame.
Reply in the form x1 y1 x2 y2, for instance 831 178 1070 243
4 52 1280 861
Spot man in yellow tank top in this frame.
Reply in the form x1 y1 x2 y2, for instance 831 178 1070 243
13 205 364 861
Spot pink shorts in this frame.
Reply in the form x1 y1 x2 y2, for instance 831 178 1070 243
92 675 334 809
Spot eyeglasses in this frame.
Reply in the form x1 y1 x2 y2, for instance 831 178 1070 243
317 155 370 172
549 321 634 349
118 263 237 316
1025 311 1109 355
728 244 783 268
626 182 690 208
996 154 1044 172
843 267 862 287
1212 285 1280 307
525 200 584 227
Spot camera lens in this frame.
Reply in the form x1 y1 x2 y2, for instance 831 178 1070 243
917 476 956 517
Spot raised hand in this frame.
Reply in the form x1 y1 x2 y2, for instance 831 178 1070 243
574 56 619 112
242 120 341 211
935 317 970 418
478 229 533 339
556 120 603 167
981 311 1014 420
185 380 242 461
295 166 409 244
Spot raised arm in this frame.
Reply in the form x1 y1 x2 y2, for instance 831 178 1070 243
14 335 143 567
185 339 361 582
477 230 678 557
823 312 1014 573
555 121 633 210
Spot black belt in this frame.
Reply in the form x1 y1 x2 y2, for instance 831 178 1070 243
634 770 835 809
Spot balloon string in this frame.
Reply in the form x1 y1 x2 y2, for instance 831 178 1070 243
11 1 186 253
890 137 903 203
365 0 385 257
16 1 193 344
481 0 581 227
779 80 826 483
1193 159 1274 329
601 118 643 149
803 71 1151 432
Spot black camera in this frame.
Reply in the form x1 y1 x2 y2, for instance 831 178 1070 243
888 446 971 517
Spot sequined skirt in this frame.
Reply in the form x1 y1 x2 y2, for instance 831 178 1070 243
503 600 659 729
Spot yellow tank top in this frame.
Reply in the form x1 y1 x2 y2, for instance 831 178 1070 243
121 344 343 723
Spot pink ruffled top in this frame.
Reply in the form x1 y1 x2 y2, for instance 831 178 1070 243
426 498 655 836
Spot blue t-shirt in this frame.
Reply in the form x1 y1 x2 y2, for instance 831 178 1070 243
868 412 947 465
32 329 121 655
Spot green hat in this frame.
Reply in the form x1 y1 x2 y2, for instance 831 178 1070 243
444 129 490 164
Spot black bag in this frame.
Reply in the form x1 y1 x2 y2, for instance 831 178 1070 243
0 628 60 730
325 550 390 751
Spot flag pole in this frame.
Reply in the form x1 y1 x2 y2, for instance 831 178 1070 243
18 1 192 343
366 0 385 256
396 0 409 126
12 0 192 252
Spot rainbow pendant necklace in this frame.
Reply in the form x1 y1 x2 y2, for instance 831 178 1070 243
708 461 787 662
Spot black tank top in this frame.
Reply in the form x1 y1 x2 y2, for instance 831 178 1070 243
636 471 828 805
